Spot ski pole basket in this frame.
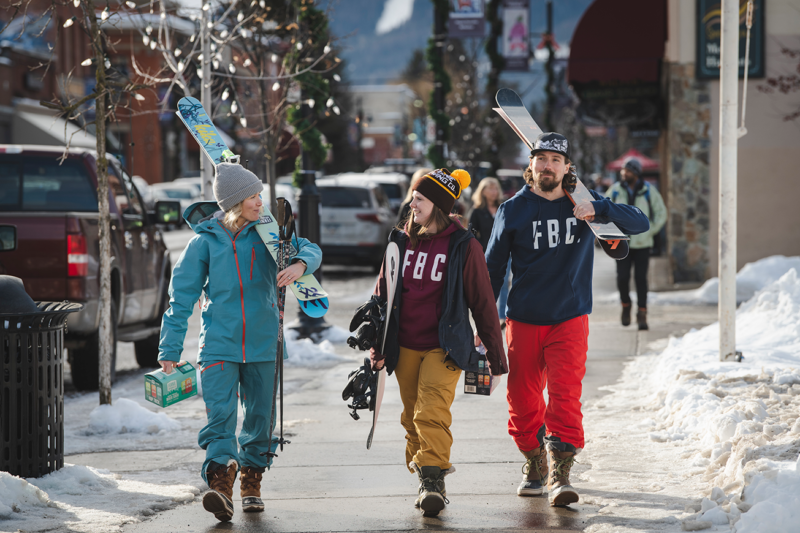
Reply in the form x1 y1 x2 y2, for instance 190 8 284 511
1 301 82 478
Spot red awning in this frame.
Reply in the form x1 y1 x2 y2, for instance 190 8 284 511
567 0 667 85
606 148 659 172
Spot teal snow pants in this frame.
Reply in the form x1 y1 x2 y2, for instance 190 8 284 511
198 360 278 484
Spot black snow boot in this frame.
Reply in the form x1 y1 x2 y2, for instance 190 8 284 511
621 303 632 326
637 308 648 330
413 464 451 517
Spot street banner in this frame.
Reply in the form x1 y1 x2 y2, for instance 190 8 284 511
696 0 764 79
449 0 485 38
502 0 529 71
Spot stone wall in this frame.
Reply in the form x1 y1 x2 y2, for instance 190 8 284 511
665 62 712 283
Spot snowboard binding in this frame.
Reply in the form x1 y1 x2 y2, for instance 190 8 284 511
342 357 378 421
347 295 386 351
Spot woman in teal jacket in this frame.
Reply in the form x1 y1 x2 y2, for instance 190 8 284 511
158 163 321 522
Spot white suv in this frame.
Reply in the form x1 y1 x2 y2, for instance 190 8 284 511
316 175 395 271
333 172 409 213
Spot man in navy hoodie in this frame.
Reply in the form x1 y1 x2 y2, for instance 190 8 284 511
485 132 649 506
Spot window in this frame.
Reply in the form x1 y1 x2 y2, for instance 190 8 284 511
0 157 97 211
319 187 372 208
378 183 403 200
108 165 144 216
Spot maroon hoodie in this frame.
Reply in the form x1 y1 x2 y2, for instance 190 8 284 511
398 223 459 350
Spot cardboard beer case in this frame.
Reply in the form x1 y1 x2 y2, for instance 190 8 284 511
464 345 497 396
144 361 197 407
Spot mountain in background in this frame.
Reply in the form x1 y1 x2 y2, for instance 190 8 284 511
323 0 594 88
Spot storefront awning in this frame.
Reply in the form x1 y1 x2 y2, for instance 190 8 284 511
567 0 667 85
13 108 97 150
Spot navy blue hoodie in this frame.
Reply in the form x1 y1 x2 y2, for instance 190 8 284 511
485 186 649 325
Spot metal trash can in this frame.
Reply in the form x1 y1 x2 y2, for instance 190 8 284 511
1 301 82 478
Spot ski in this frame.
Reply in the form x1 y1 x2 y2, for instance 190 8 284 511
366 242 398 450
494 88 630 260
176 96 329 315
264 198 292 459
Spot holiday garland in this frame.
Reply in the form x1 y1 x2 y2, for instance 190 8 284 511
285 0 332 186
426 0 451 169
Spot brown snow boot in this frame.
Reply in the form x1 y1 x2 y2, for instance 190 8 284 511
548 450 578 507
517 446 548 496
637 307 648 330
240 466 265 512
203 461 237 521
621 303 632 326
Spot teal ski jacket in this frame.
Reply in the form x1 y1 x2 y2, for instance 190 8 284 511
158 201 322 364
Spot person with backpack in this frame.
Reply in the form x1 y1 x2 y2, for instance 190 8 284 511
605 156 667 330
485 133 649 506
158 163 322 522
371 168 508 517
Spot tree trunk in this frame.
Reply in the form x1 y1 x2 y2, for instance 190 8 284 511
87 0 113 405
258 78 278 214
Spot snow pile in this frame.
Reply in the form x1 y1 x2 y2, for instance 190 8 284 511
286 329 348 366
0 465 201 532
83 398 182 436
0 472 51 518
604 255 800 306
608 268 800 532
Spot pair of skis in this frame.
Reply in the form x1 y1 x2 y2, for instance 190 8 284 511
494 88 630 260
176 96 330 316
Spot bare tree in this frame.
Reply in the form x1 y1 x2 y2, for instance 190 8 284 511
1 0 167 404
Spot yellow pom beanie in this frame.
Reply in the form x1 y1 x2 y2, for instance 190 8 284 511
412 168 471 214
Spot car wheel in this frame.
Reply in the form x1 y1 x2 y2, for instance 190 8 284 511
69 301 117 391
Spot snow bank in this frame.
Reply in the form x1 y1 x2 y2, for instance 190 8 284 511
0 465 201 532
285 329 348 366
607 268 800 532
83 398 181 436
603 255 800 306
0 472 51 518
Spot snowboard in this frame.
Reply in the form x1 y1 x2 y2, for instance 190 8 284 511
176 97 329 316
494 88 630 260
366 242 399 450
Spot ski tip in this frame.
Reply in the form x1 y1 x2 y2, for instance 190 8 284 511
300 297 329 318
496 87 522 106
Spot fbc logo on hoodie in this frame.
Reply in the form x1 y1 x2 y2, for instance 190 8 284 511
398 223 459 350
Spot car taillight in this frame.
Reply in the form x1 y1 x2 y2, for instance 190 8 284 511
67 234 88 277
356 213 382 224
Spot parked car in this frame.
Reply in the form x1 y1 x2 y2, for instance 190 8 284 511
316 176 394 270
150 182 199 213
0 145 182 390
332 172 410 214
174 176 203 198
132 175 155 210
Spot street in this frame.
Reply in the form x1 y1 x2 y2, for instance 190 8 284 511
59 229 719 533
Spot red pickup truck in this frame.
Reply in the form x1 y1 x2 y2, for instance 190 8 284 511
0 145 182 390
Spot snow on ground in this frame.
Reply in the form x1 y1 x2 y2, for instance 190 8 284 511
0 465 202 532
600 255 800 306
583 268 800 532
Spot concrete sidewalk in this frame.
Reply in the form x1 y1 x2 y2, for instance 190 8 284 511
68 253 718 533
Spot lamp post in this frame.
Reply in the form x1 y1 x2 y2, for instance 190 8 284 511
288 99 330 338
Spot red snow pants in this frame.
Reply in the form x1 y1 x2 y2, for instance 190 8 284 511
506 315 588 452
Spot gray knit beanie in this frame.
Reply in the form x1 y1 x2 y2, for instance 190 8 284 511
214 163 263 211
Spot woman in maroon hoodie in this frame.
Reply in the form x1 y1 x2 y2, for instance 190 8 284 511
371 168 508 517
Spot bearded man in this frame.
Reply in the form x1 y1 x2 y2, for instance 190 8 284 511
484 132 649 506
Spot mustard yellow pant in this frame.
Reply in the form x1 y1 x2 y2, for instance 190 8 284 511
394 346 462 472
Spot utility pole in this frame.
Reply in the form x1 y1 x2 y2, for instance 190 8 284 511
433 2 446 163
718 0 740 362
200 3 213 199
544 0 555 131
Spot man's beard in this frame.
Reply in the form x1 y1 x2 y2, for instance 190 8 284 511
535 171 562 192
